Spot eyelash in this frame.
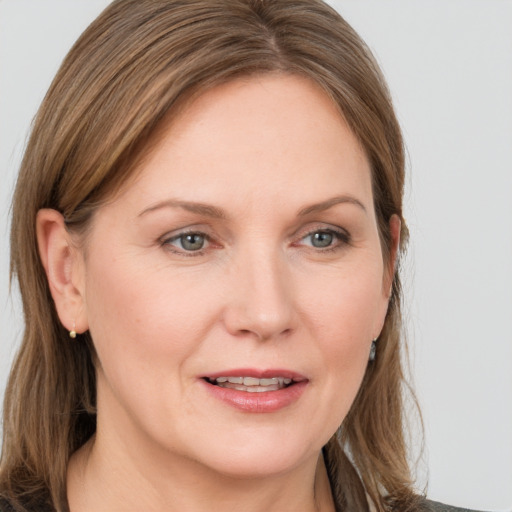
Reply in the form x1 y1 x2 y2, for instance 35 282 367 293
160 229 214 256
296 227 351 253
160 226 351 256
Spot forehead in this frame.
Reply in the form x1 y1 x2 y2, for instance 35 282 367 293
163 73 355 156
114 73 373 213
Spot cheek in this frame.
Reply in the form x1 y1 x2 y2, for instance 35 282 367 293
82 255 221 439
301 259 386 409
302 256 387 340
82 253 214 384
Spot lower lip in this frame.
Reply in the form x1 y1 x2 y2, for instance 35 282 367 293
201 380 308 413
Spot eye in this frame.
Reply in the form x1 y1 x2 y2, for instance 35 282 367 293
310 231 334 248
299 228 350 250
163 232 209 252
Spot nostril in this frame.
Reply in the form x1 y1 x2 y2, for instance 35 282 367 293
222 291 295 341
234 327 293 341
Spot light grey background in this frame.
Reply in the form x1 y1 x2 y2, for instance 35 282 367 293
1 1 511 510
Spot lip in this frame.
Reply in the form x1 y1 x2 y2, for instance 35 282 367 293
200 368 309 413
204 368 307 381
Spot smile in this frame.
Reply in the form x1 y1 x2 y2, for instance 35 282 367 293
201 370 308 412
206 376 293 393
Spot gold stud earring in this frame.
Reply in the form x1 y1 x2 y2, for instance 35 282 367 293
69 321 77 339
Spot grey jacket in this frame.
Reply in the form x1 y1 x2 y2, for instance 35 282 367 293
428 500 486 512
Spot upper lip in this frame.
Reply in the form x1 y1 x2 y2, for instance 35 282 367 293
202 368 308 382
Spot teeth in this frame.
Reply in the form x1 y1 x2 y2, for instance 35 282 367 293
209 375 295 392
260 378 279 386
243 377 260 386
246 386 278 392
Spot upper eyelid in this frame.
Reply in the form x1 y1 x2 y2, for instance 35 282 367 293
159 229 210 247
295 225 352 247
160 230 213 257
160 225 213 241
165 231 210 242
293 223 350 240
301 229 349 241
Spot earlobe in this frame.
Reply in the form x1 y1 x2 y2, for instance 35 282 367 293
36 208 87 335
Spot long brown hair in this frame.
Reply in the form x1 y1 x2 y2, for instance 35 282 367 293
1 1 422 510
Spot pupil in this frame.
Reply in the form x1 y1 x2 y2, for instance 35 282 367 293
182 234 204 251
312 231 333 248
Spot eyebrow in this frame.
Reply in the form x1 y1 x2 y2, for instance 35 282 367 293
298 195 367 216
138 199 227 219
138 194 366 219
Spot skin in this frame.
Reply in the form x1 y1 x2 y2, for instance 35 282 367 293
37 74 399 512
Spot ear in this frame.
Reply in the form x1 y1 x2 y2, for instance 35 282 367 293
383 214 401 297
36 209 88 335
373 214 401 340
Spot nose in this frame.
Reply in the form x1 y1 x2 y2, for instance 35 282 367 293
222 247 296 341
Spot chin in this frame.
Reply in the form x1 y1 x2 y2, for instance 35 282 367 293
184 427 325 479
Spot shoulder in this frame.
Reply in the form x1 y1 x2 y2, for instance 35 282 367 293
426 499 489 512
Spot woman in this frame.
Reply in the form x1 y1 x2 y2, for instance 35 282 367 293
0 1 483 511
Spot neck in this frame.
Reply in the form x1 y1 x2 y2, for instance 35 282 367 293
67 429 335 512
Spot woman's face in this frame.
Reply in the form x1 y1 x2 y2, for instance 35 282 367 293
77 74 393 478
